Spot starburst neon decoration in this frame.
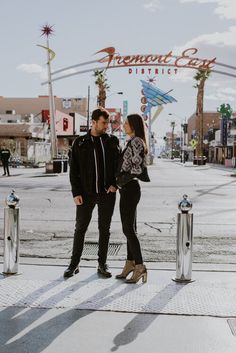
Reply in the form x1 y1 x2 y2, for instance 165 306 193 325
147 76 157 84
40 23 54 37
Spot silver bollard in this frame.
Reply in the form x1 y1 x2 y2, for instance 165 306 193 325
172 194 195 283
3 190 20 275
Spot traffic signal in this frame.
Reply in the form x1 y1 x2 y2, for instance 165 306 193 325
183 124 188 133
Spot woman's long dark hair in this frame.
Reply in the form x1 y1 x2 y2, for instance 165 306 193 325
127 114 148 153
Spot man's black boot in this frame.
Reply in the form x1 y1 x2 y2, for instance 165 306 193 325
63 266 79 278
97 263 112 278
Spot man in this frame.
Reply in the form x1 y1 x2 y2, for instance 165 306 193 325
64 108 120 278
0 144 11 176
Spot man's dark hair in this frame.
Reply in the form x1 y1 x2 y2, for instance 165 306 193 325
91 108 110 121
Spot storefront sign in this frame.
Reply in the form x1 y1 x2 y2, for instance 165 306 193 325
123 100 128 118
221 118 228 146
80 125 88 132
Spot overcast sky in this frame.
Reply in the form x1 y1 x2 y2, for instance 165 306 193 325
1 0 236 140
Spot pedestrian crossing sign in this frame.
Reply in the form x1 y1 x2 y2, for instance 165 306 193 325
190 139 198 149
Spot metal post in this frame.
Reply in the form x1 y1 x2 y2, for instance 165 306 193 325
3 190 20 275
148 111 152 153
170 121 175 160
180 125 183 163
172 194 195 283
146 111 153 165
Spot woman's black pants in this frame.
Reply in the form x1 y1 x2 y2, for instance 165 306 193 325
119 180 143 264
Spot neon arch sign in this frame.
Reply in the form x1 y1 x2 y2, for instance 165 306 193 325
41 46 236 85
96 47 216 71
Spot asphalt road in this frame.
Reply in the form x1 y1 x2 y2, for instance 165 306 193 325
0 159 236 263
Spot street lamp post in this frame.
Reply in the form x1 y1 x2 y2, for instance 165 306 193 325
106 91 123 101
170 121 175 159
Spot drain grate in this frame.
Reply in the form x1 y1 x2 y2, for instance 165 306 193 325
82 242 122 256
228 319 236 336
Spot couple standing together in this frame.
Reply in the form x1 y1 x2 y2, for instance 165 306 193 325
64 108 150 284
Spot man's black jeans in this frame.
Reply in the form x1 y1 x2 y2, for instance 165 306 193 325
119 180 143 265
71 192 116 267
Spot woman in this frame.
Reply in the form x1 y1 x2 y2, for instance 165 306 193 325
116 114 150 284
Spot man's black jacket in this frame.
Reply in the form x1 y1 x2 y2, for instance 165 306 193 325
0 149 11 161
70 131 120 197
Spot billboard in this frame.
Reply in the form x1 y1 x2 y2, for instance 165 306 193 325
107 108 121 132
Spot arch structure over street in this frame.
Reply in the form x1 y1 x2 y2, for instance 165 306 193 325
41 46 236 85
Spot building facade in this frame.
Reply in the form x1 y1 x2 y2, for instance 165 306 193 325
0 96 88 165
187 111 236 166
0 96 87 118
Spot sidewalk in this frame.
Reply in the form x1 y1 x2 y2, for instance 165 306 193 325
173 159 236 173
1 260 236 353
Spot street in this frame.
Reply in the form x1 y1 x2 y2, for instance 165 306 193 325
1 161 236 353
1 159 236 264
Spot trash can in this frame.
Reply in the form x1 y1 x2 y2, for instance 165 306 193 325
53 159 62 173
62 159 68 173
193 157 206 166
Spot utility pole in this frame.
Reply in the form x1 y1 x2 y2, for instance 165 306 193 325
39 24 57 160
46 37 57 159
87 85 90 131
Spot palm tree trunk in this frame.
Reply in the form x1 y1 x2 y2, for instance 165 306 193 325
94 70 109 108
97 85 106 107
194 69 210 165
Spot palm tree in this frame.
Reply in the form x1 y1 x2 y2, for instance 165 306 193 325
193 69 210 163
94 70 110 108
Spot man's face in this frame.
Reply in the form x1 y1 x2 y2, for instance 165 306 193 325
93 116 109 135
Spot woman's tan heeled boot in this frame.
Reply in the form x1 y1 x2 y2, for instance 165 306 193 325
115 260 135 279
125 264 147 284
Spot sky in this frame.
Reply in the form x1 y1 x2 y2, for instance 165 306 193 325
1 0 236 142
